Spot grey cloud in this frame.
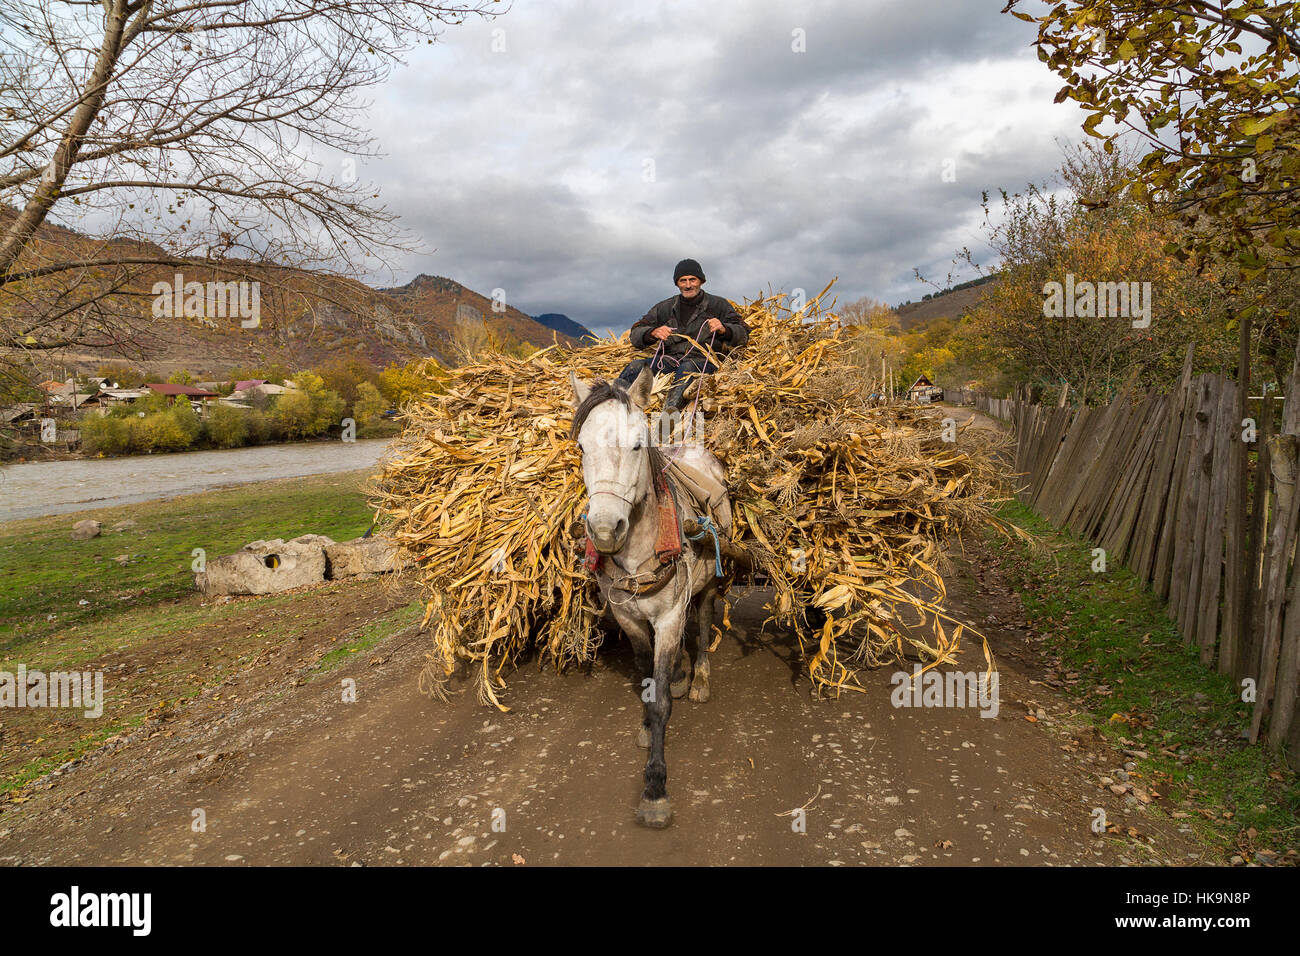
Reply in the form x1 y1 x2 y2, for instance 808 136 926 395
357 0 1087 330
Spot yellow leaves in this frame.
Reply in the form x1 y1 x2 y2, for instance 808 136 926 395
1240 114 1279 137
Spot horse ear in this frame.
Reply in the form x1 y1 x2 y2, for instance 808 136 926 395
570 371 591 409
628 367 653 409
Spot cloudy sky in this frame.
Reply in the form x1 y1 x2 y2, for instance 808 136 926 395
269 2 1099 337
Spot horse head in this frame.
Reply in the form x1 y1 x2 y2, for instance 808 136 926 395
570 367 653 554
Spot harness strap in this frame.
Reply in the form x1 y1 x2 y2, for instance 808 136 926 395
686 514 724 578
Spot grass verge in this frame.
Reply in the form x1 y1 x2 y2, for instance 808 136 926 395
983 499 1298 865
0 469 376 656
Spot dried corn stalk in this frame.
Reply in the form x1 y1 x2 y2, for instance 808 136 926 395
368 286 1008 709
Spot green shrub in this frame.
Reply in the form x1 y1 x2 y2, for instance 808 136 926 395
272 373 346 439
169 402 201 444
204 404 248 448
80 414 131 455
353 381 387 425
138 411 189 452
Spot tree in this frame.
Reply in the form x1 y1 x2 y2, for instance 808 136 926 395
838 296 899 331
226 363 289 386
166 369 195 386
378 358 448 408
1007 1 1300 296
204 403 249 449
353 381 388 425
273 371 345 439
315 356 381 410
0 0 498 376
95 362 144 387
963 142 1236 403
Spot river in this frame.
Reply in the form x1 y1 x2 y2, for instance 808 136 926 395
0 439 395 523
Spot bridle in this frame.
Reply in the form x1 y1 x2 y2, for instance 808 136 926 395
578 405 683 598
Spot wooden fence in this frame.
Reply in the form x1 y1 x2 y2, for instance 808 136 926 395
948 347 1300 767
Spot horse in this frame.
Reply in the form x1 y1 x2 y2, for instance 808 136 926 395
569 367 730 828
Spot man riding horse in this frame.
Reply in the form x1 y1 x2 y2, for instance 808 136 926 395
617 258 750 414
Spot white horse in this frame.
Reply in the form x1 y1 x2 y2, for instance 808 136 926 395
570 367 730 828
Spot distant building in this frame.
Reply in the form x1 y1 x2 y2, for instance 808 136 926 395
906 374 942 403
97 388 151 409
229 381 294 402
145 383 220 416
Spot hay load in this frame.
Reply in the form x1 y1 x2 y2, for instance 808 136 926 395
368 287 1008 709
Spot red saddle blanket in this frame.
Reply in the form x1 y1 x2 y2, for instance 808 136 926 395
583 470 682 573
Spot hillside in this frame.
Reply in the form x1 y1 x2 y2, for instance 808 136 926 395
0 209 586 380
894 276 998 332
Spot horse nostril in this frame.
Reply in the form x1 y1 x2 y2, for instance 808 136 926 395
614 518 627 539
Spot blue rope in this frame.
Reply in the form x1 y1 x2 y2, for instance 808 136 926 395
686 514 724 578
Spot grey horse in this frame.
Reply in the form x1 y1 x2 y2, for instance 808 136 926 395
570 367 730 828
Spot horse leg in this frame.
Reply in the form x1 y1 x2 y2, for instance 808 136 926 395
689 583 716 702
672 644 691 699
613 609 655 749
637 606 685 828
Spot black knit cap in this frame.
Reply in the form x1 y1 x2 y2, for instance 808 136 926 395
673 258 705 283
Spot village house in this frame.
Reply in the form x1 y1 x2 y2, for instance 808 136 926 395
144 383 220 417
906 374 943 403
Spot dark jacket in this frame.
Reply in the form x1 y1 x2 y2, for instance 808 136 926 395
628 291 749 359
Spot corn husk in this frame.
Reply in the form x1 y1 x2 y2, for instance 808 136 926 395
368 288 1008 709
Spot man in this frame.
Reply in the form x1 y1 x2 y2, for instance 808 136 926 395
618 258 749 413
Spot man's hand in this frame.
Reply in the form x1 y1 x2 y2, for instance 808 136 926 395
651 325 672 341
705 317 725 335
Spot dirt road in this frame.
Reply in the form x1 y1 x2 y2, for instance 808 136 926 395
0 439 393 522
0 538 1212 866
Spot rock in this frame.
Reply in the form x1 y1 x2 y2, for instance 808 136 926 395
111 519 137 532
114 554 130 565
195 534 334 596
324 536 412 579
71 519 101 540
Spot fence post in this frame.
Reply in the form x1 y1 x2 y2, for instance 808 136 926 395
1261 342 1300 751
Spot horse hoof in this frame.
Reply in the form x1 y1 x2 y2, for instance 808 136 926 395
688 680 710 703
637 724 651 749
636 798 673 829
670 676 690 699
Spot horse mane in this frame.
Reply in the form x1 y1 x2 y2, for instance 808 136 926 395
570 378 634 438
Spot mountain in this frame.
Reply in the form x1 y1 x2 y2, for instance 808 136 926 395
533 312 597 342
0 208 588 380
